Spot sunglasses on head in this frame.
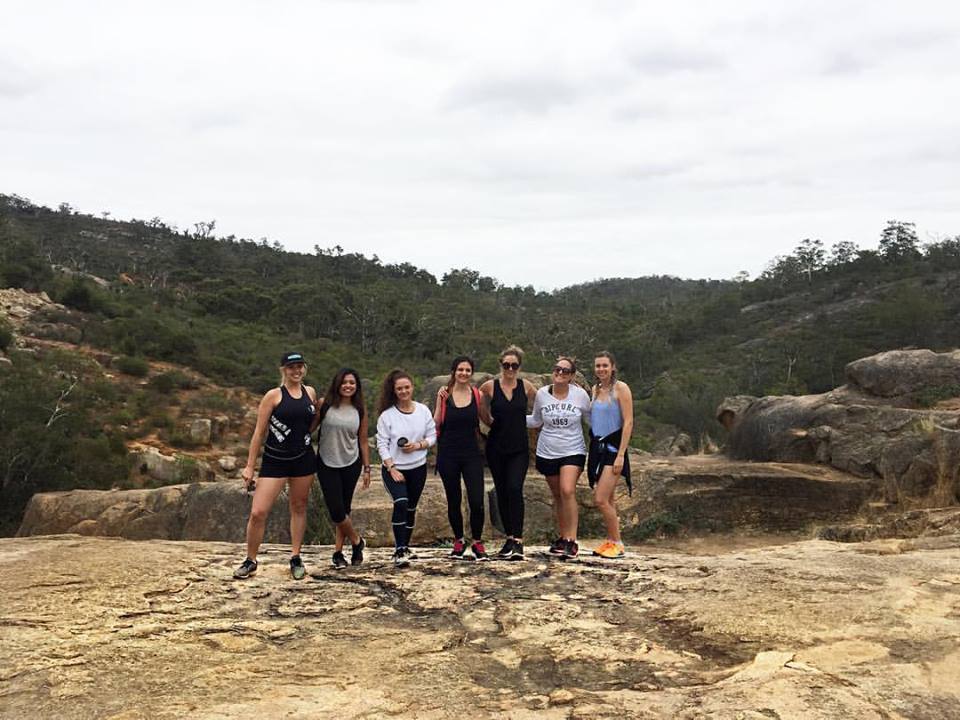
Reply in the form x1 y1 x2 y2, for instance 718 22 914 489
553 366 573 375
501 362 520 371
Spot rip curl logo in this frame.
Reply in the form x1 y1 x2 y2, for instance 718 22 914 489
308 404 315 415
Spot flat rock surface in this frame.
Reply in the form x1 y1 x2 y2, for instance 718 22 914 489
2 534 959 719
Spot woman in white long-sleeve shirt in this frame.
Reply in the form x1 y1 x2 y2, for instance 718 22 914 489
376 369 436 567
527 356 591 559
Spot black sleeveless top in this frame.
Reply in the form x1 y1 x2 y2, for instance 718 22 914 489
488 379 528 455
438 391 481 459
264 385 316 460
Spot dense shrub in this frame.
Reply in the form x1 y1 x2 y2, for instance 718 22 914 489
116 356 150 377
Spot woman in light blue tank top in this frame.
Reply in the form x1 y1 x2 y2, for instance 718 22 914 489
588 351 634 559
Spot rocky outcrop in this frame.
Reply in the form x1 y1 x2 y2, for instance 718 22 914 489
846 348 960 399
16 483 291 542
2 533 958 719
19 455 880 543
720 349 960 508
817 506 960 542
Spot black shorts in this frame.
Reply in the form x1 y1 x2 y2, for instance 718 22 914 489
535 454 586 476
259 448 317 478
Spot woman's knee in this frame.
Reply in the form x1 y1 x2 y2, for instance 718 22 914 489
249 506 270 524
289 495 309 514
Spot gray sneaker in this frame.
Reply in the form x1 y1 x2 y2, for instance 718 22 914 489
290 555 306 580
233 558 258 579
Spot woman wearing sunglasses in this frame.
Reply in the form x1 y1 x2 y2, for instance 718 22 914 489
479 346 538 560
526 356 592 559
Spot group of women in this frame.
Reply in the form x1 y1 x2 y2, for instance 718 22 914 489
233 346 633 579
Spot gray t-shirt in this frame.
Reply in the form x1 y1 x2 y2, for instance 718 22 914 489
318 404 360 468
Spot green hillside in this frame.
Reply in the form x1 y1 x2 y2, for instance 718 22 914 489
2 192 960 532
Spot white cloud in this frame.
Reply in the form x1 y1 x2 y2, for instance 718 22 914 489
2 0 960 288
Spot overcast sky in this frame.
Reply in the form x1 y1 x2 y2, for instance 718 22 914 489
3 1 959 289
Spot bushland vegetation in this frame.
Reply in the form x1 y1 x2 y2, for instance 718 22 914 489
2 194 959 530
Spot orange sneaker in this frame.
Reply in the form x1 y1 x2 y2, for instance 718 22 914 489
592 541 614 557
596 542 625 559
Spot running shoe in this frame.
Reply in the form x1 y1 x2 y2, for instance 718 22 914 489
233 557 258 579
592 541 614 557
596 541 625 559
450 538 467 560
290 555 307 580
548 537 566 555
350 537 365 566
471 541 489 562
509 541 525 561
393 549 410 568
405 547 419 560
562 539 579 559
497 538 515 559
331 551 349 569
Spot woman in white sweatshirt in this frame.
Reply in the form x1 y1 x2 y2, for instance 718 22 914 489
376 369 436 567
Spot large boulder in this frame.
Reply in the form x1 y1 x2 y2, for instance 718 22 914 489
845 349 960 398
17 483 291 542
719 349 960 508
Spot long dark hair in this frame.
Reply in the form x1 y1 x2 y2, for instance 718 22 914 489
592 351 618 398
377 368 413 414
446 355 475 391
319 368 365 427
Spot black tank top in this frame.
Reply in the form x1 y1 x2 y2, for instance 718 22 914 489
489 379 528 455
438 391 480 459
264 385 316 460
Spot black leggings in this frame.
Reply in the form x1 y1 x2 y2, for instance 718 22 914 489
317 457 362 524
437 452 484 541
381 464 427 549
487 448 528 538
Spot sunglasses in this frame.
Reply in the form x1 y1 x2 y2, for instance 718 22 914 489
553 366 573 375
501 362 520 371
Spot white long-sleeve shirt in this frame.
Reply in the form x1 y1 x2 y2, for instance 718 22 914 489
376 403 437 470
526 384 591 458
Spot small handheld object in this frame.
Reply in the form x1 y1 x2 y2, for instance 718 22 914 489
397 437 409 449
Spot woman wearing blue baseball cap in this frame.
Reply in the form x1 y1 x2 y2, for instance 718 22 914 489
234 351 318 581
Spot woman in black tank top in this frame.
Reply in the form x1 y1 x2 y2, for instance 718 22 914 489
479 345 537 561
234 351 318 581
434 356 487 560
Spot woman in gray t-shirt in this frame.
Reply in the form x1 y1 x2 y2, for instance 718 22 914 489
313 368 371 569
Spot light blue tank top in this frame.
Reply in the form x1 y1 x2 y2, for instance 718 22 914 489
591 394 623 438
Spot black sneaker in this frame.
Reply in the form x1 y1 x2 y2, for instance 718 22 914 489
450 538 467 560
548 537 566 555
562 539 579 559
233 557 258 579
405 547 419 560
509 541 525 561
290 555 306 580
497 538 515 559
393 548 410 568
471 541 489 562
350 537 365 566
332 551 348 570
